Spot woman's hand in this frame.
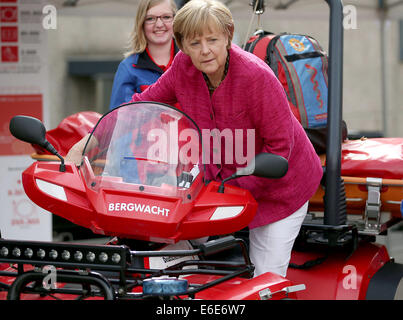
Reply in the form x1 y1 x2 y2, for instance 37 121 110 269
65 133 93 166
65 145 84 166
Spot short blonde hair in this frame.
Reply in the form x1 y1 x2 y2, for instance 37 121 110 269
173 0 234 50
125 0 177 57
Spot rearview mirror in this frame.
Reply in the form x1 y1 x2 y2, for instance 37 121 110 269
9 115 47 147
217 153 288 193
236 152 288 179
9 115 65 172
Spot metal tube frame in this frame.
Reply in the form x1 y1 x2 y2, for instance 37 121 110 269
0 237 253 300
324 0 344 228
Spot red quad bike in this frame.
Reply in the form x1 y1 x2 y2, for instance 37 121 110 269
1 0 403 301
1 101 304 300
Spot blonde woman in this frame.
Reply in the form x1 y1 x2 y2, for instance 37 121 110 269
109 0 179 110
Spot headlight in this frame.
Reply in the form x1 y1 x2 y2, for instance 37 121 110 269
74 251 83 261
99 252 108 263
49 249 58 259
86 252 95 262
37 249 46 259
24 248 33 258
61 250 70 260
1 247 9 257
111 253 121 264
12 247 21 257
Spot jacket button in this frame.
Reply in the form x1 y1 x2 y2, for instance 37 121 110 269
210 114 213 120
216 164 221 169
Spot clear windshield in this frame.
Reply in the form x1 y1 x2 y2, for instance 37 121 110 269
80 102 204 200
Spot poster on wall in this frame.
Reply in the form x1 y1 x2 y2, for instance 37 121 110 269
0 0 51 241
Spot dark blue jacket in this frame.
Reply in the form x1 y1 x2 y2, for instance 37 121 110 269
109 41 179 110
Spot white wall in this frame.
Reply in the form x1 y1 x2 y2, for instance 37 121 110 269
47 15 133 126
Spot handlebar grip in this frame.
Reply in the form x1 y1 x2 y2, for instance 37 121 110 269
198 236 237 256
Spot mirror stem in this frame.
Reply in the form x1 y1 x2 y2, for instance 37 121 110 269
57 154 66 172
217 173 237 193
43 141 65 172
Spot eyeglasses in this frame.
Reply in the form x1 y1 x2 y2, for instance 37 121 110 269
144 14 174 25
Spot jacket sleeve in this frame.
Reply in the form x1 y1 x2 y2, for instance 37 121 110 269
231 70 296 200
109 61 138 110
130 58 178 106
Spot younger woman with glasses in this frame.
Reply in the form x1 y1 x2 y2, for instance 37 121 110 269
109 0 179 110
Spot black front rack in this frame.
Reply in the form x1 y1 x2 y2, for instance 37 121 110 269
0 236 253 300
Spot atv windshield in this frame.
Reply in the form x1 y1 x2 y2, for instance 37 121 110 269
80 102 204 199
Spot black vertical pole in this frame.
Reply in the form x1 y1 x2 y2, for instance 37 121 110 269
324 0 344 227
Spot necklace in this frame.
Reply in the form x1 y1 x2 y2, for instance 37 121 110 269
203 51 230 95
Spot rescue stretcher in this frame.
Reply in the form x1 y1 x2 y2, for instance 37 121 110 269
309 137 403 235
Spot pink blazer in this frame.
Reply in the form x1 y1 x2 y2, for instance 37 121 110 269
130 44 323 228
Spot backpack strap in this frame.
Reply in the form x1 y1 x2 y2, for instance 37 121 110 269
284 50 326 62
245 30 274 54
266 34 281 66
